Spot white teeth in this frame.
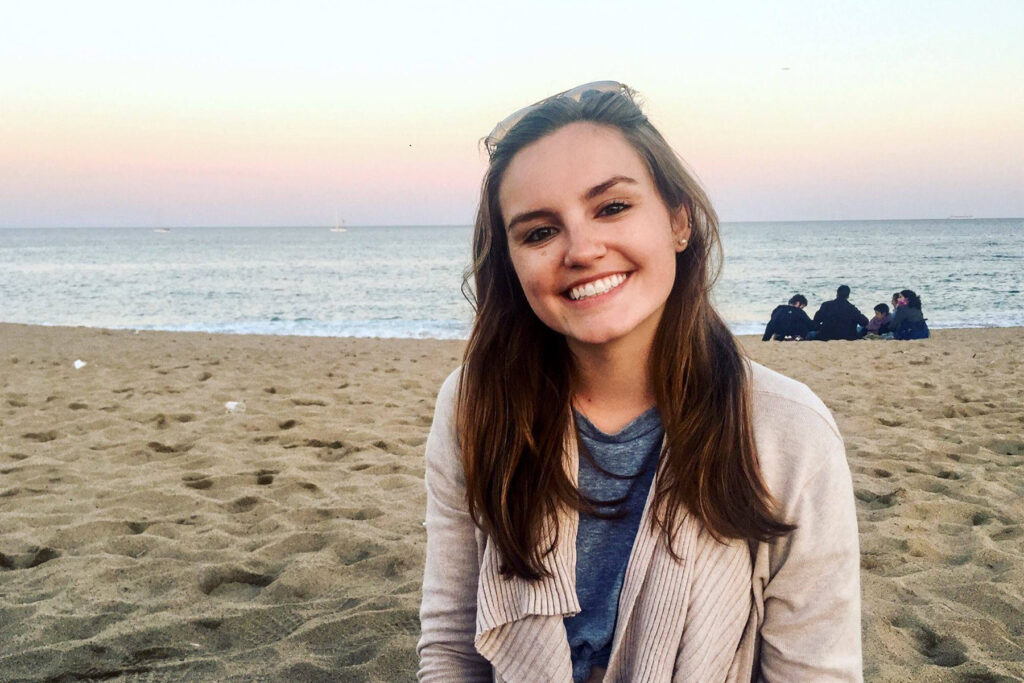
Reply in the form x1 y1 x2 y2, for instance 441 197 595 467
569 273 627 301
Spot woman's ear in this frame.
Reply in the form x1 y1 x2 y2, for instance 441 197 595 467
671 205 692 252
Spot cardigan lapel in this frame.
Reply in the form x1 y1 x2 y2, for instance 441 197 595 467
604 443 754 682
472 435 752 683
473 436 582 683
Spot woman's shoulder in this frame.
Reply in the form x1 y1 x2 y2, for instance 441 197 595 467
746 361 847 497
434 366 463 413
423 367 463 466
747 361 838 432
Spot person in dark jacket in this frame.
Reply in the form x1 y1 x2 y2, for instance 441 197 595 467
888 289 929 339
762 294 815 341
812 285 869 341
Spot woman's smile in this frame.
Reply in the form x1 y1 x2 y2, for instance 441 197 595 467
566 272 629 302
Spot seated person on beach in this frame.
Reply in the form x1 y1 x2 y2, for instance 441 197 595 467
418 82 861 682
812 285 869 341
761 294 814 341
864 303 891 336
889 289 930 339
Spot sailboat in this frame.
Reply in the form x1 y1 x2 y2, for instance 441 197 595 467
330 212 347 233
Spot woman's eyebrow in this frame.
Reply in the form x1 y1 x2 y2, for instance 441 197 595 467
506 209 558 233
583 175 638 200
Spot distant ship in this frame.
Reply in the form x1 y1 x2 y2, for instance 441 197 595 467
948 215 974 220
330 213 347 233
154 228 171 233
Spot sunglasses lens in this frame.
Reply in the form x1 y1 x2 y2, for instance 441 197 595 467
485 81 626 154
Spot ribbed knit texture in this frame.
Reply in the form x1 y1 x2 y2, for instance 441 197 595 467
473 433 751 683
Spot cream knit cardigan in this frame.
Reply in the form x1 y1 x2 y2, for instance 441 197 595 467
418 362 862 682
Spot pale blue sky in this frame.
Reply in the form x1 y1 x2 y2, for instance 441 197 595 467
1 0 1021 226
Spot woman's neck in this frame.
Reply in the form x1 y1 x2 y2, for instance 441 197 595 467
570 339 656 434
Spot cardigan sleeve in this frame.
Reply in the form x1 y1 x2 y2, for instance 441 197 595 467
416 370 493 682
756 396 863 682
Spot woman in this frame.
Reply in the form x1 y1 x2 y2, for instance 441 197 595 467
889 289 929 340
418 82 861 682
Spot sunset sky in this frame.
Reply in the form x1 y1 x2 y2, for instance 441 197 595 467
1 0 1021 227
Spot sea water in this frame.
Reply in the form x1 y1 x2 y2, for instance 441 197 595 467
1 219 1021 338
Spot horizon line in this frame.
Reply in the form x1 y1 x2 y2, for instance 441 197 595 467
1 216 1021 230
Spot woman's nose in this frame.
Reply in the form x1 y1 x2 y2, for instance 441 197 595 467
562 224 605 267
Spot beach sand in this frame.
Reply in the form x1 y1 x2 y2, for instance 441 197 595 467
1 323 1021 681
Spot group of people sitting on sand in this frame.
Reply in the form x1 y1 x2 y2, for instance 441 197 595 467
762 285 930 342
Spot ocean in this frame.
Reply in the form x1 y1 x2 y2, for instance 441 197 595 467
1 219 1021 339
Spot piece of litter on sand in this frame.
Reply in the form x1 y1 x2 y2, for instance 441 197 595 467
73 360 87 370
225 401 246 413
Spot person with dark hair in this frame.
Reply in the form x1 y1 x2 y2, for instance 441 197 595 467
417 82 861 682
864 303 892 336
812 285 869 341
889 289 929 339
761 294 814 341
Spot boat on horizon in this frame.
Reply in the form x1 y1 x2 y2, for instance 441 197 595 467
948 215 974 220
330 213 347 233
153 228 171 233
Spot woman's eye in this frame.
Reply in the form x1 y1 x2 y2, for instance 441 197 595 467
524 227 556 243
599 201 629 217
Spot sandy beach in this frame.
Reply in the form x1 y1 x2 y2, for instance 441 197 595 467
1 323 1021 681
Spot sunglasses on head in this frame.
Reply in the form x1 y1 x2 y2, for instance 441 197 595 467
484 80 629 156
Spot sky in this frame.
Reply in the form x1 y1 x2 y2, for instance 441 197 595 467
1 0 1022 227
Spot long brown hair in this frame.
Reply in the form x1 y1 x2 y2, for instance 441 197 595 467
459 85 793 580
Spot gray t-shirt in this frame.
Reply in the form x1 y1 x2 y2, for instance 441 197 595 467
564 407 663 683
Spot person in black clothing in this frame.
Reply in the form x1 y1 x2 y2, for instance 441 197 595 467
812 285 869 341
762 294 815 341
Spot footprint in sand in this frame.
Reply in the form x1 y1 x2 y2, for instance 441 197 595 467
971 511 994 526
148 441 193 454
22 431 58 442
255 469 277 485
342 506 384 521
0 546 61 570
890 614 967 667
985 439 1024 456
198 566 275 598
291 397 326 406
228 496 260 513
989 526 1022 542
855 488 906 510
278 419 299 430
182 473 213 490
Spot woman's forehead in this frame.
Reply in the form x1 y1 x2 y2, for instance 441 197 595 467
498 123 651 210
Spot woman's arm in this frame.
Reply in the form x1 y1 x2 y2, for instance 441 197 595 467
758 414 862 682
417 371 492 682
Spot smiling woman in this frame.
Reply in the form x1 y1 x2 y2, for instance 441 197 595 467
418 83 862 682
500 125 685 351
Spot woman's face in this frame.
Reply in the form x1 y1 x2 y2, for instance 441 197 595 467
498 122 689 352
